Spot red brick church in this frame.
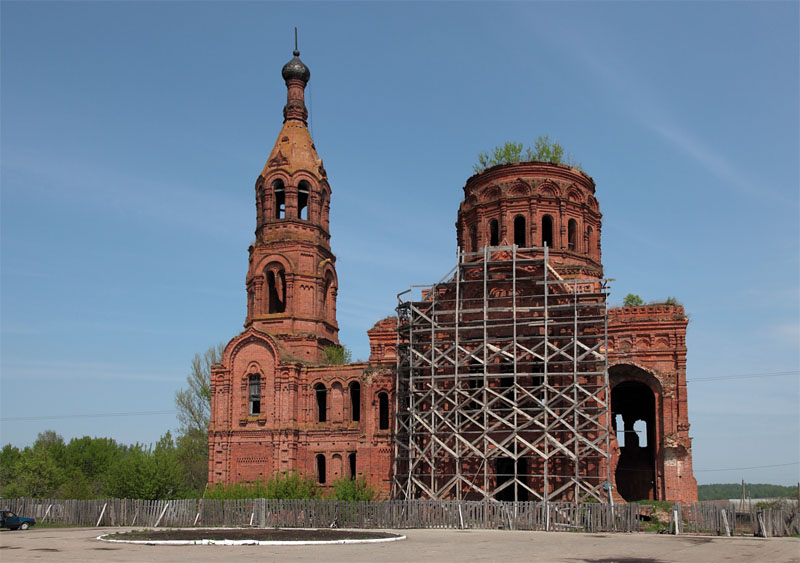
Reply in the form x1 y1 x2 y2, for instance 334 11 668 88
207 49 698 504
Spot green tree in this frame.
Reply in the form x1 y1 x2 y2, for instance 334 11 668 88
173 343 224 495
623 294 644 306
103 432 186 499
0 444 23 497
175 343 224 435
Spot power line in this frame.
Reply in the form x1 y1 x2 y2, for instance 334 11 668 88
1 410 177 422
687 370 799 382
694 462 799 472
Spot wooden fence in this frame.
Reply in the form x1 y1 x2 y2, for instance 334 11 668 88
4 498 798 536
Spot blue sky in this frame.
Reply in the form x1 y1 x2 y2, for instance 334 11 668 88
1 2 798 486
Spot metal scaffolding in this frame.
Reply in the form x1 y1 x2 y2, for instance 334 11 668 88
393 245 611 503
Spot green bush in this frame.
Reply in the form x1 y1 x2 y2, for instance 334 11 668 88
323 345 352 365
330 476 378 501
473 136 582 173
204 471 319 500
623 294 644 306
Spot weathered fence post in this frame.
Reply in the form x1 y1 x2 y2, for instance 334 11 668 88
154 502 170 528
96 503 107 527
720 508 731 537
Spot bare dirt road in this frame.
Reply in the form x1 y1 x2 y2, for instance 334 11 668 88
1 526 798 562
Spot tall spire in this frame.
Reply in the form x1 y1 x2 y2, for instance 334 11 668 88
281 29 310 123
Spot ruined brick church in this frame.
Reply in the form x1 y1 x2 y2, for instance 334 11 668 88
207 49 698 504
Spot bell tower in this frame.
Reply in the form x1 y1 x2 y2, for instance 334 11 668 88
245 47 339 362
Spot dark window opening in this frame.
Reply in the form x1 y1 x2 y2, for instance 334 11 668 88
568 219 578 251
467 357 482 411
314 383 327 422
267 269 286 313
542 215 554 247
349 452 357 479
378 392 389 430
469 226 478 252
316 454 326 484
248 374 261 415
273 180 285 219
495 457 528 502
586 226 594 255
499 360 514 392
489 219 499 246
513 215 526 247
349 381 361 422
298 181 310 220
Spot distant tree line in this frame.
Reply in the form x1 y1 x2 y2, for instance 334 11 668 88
698 483 798 501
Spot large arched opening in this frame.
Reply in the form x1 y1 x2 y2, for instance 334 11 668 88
610 364 659 501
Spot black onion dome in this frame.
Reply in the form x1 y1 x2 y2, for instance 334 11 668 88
281 50 310 83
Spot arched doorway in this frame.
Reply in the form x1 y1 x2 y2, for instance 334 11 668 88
610 365 659 501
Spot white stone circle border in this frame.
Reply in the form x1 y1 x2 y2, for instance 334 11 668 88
97 528 406 546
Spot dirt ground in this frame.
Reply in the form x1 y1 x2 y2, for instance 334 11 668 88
1 526 798 562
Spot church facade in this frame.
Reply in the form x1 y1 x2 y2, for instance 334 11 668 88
207 50 698 504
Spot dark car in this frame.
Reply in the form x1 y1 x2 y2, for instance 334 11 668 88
0 510 35 530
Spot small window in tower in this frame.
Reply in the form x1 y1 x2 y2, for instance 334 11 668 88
314 383 327 422
349 452 357 479
349 381 361 422
542 215 554 247
586 226 594 255
322 271 335 320
514 215 526 247
469 226 478 252
273 180 285 219
267 269 286 313
248 374 261 415
378 392 390 430
568 219 577 251
489 219 499 246
298 181 310 221
316 454 326 484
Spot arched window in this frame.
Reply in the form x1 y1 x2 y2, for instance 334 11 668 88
348 452 357 479
378 392 390 430
489 219 499 246
349 381 361 422
248 374 261 415
314 383 327 422
267 268 286 314
322 271 335 321
257 186 265 224
568 219 577 251
586 226 594 256
542 215 554 247
273 180 285 219
316 454 326 484
298 181 310 221
513 215 526 247
469 226 477 252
